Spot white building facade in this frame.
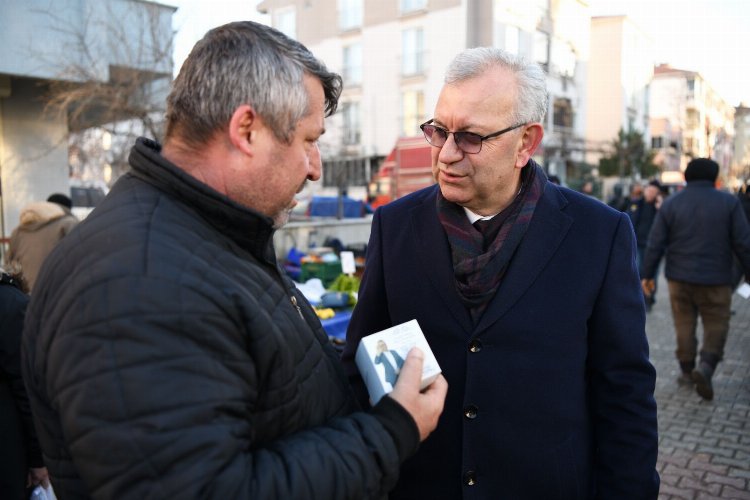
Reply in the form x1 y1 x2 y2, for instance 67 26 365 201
585 15 653 168
258 0 592 189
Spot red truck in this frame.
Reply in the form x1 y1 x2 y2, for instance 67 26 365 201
368 136 435 209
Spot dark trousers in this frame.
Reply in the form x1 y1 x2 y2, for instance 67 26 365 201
667 280 732 365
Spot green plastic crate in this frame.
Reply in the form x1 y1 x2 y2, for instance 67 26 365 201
300 261 342 287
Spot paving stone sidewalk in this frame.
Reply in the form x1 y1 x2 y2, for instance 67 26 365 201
646 277 750 499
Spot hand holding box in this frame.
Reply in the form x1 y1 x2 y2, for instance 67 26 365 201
355 319 441 404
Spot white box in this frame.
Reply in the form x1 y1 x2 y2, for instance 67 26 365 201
355 319 441 404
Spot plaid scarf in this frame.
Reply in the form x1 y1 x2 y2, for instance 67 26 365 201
437 161 546 325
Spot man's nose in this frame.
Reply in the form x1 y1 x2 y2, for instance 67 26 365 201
437 134 464 164
308 144 322 181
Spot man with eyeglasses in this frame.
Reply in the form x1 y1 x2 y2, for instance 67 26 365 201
344 47 659 499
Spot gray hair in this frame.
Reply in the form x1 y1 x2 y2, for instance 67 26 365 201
166 21 342 146
444 47 548 125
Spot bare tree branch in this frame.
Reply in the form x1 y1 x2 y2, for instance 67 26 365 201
29 1 175 186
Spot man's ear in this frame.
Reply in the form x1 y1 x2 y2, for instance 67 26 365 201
515 123 544 168
228 104 257 155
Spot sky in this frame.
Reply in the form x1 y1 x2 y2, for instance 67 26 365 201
168 0 750 106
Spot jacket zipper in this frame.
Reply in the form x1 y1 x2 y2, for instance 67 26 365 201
290 295 304 320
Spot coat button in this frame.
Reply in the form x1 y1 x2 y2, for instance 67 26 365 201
468 339 482 352
464 470 477 486
464 405 478 419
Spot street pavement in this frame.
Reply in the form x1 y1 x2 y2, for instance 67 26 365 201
646 276 750 499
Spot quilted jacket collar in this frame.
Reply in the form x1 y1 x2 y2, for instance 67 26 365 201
128 137 277 264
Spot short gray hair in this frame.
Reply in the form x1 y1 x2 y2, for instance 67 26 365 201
166 21 342 146
444 47 548 125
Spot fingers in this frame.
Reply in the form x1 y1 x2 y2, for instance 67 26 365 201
28 467 50 489
641 279 654 295
397 347 424 388
389 347 447 442
424 373 448 398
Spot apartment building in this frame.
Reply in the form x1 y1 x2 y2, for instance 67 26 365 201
257 0 591 190
585 15 653 167
650 64 735 176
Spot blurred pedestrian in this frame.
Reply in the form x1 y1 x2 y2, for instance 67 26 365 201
606 182 627 210
580 179 595 197
0 267 49 499
22 21 446 499
642 158 750 399
344 46 659 499
623 182 644 212
627 180 663 310
5 193 78 292
738 179 750 222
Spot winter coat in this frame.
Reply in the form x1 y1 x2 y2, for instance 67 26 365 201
626 198 659 248
643 180 750 285
0 271 42 499
6 202 78 291
343 179 660 499
21 138 418 500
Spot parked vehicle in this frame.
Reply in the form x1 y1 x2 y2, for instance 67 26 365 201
368 136 434 209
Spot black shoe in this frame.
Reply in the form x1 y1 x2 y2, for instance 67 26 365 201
692 363 714 400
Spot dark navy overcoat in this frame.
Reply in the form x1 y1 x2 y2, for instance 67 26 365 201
344 181 660 499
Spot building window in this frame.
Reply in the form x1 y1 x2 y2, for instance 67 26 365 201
401 89 424 136
551 40 576 78
552 97 573 129
400 0 427 13
651 136 664 149
273 7 296 39
534 31 549 71
342 101 361 145
339 0 363 31
343 43 362 85
401 28 424 76
504 25 520 55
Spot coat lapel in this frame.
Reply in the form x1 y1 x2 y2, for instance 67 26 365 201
411 187 474 333
475 185 572 334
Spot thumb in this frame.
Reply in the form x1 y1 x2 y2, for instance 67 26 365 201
397 347 424 387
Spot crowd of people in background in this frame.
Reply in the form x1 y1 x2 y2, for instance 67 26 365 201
573 162 750 402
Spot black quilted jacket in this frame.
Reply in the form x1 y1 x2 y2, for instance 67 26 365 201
21 138 418 500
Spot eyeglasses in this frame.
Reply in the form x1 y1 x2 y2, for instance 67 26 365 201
419 120 527 154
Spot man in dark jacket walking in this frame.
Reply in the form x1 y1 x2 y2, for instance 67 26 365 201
642 158 750 400
627 180 662 309
22 21 446 499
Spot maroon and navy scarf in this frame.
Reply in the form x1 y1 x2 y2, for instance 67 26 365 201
436 161 546 325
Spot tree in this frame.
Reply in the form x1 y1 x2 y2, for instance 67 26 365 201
35 1 175 186
598 128 659 180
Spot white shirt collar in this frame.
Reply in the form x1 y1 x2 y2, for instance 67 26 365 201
463 207 498 224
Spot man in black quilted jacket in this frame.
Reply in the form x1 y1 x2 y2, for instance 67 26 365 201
21 21 446 499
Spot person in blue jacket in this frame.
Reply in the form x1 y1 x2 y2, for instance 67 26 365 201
374 340 405 387
344 46 659 499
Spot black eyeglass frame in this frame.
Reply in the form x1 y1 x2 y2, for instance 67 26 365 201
419 120 527 154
